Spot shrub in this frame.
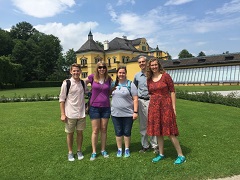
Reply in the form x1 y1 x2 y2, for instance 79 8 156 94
176 90 240 108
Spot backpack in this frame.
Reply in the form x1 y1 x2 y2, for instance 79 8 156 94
66 79 85 97
113 80 132 97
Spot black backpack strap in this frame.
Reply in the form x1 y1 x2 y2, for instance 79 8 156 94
66 79 71 97
80 80 85 93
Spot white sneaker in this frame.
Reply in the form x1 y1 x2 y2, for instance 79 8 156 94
68 153 75 161
77 151 84 160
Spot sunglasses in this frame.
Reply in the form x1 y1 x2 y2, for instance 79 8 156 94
98 66 107 69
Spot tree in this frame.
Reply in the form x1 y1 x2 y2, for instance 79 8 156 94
166 52 172 60
10 21 38 40
178 49 194 59
0 29 13 56
10 22 62 81
96 41 104 48
64 48 77 70
0 56 22 87
198 51 206 57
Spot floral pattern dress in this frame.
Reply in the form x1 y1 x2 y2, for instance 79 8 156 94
147 73 179 136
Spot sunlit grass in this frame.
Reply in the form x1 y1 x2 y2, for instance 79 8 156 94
0 100 240 180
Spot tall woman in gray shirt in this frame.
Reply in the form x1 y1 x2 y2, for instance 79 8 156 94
111 66 138 158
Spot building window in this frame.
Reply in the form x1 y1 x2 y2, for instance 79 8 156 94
94 56 102 64
82 72 88 78
80 58 87 65
122 56 125 63
113 56 117 63
108 58 111 67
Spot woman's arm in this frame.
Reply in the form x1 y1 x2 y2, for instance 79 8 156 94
170 92 176 115
132 95 138 120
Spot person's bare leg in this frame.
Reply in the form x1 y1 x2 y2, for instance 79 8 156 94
100 118 109 151
91 119 100 153
169 135 183 156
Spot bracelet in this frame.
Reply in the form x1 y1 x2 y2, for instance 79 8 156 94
134 111 138 113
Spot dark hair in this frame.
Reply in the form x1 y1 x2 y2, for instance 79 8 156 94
146 58 165 80
111 66 127 93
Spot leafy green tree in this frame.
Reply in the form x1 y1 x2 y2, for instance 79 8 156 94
166 52 172 60
178 49 194 59
198 51 206 57
0 29 13 56
64 48 77 70
37 34 62 80
0 56 22 87
47 53 69 81
10 21 38 40
10 22 62 81
96 41 104 48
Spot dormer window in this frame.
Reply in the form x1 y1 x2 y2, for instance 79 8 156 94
173 61 180 65
225 56 234 60
198 58 206 63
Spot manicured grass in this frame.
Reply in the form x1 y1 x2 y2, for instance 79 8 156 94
0 85 239 98
0 100 240 180
175 85 240 92
0 87 61 98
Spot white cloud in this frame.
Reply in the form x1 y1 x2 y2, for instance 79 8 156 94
106 4 117 21
195 41 207 46
34 22 124 53
12 0 76 18
35 22 98 52
207 0 240 15
164 0 193 6
193 16 240 33
117 0 135 6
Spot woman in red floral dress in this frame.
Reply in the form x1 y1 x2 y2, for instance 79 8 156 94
147 58 186 164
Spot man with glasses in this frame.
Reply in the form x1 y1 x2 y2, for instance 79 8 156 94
133 56 158 153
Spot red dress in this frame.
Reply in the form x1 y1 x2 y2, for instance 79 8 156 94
147 73 179 136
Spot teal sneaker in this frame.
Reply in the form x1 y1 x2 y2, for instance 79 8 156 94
90 153 97 161
117 149 122 157
174 156 186 164
152 154 164 163
101 151 109 158
124 149 130 158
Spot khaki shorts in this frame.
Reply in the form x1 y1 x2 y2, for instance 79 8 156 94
65 118 86 133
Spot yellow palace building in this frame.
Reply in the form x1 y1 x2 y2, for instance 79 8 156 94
76 31 240 85
75 31 168 81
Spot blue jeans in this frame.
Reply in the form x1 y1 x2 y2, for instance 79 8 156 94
111 116 133 137
89 106 111 119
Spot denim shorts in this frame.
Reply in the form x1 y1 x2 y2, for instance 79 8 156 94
89 106 111 119
111 116 133 137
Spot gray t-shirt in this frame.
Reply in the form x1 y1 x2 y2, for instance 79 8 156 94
111 80 138 117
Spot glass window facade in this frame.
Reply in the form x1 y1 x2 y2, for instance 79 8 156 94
168 65 240 84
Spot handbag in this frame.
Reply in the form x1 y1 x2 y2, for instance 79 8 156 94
85 92 91 114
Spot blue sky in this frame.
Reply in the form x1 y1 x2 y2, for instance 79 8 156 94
0 0 240 59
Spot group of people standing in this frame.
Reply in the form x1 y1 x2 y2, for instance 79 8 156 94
59 56 186 165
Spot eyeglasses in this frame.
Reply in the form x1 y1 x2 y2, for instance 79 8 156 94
98 66 107 69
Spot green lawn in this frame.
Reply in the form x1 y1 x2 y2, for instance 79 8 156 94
0 100 239 180
175 85 240 92
0 85 239 98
